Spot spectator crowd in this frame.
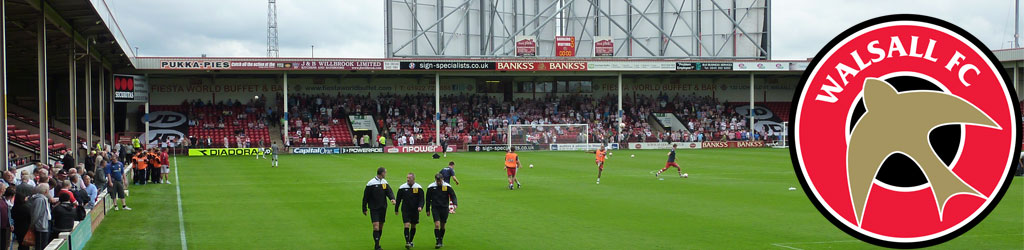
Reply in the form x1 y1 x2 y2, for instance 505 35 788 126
0 141 139 249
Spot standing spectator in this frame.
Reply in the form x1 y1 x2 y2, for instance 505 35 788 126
15 173 34 198
11 191 29 250
160 148 171 184
6 151 16 169
56 180 77 205
29 183 51 250
83 174 98 208
94 160 107 193
60 152 74 172
2 171 15 187
83 151 96 174
51 192 76 236
106 158 131 211
147 149 162 184
132 151 148 185
0 184 11 250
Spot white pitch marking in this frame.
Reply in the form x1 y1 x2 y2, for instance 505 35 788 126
174 156 188 250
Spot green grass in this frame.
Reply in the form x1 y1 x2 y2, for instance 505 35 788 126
85 148 1023 249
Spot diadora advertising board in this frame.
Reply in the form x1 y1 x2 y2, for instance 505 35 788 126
189 148 264 156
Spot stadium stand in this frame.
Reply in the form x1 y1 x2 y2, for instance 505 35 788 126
6 121 69 159
175 99 272 148
301 91 768 147
7 111 88 145
285 94 356 147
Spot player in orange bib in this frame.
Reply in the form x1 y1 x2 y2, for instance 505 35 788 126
504 147 521 190
595 144 607 184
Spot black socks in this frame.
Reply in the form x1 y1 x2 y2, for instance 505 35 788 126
404 228 411 242
434 229 441 243
411 228 417 242
373 230 382 247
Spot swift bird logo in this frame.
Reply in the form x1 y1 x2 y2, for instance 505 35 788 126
847 78 998 225
791 15 1020 248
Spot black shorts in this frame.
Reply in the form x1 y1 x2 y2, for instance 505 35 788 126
431 206 449 223
401 209 420 224
369 208 387 223
110 182 125 199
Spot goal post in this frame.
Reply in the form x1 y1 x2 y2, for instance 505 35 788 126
507 124 589 150
777 121 790 148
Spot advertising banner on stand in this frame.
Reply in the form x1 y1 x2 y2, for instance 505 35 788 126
189 148 265 156
700 141 766 148
549 143 619 151
291 147 342 154
627 142 701 150
515 36 537 57
113 74 149 102
384 145 459 153
400 62 495 71
467 144 539 152
593 36 614 57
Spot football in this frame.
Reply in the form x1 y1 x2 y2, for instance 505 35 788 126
529 164 534 168
682 173 689 178
630 154 635 158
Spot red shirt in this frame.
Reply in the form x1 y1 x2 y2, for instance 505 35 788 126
58 189 77 205
160 152 170 165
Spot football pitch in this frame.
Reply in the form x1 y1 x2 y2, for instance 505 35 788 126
85 148 1023 249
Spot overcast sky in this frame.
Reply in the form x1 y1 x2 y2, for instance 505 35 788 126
106 0 1022 60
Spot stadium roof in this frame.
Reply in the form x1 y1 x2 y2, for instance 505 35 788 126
5 0 136 76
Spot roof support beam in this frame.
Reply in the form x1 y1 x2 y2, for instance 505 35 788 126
23 0 113 69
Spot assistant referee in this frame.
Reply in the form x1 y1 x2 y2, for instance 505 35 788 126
362 167 396 250
426 173 458 249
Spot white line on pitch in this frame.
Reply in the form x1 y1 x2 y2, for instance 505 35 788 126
174 156 188 250
770 243 804 250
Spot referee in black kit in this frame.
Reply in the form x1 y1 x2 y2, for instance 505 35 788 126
395 173 425 249
426 173 458 249
363 167 396 250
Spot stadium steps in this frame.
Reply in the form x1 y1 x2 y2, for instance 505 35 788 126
5 115 74 150
269 122 284 148
646 115 667 134
7 104 98 145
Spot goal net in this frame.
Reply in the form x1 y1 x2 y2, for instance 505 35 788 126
507 124 589 150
